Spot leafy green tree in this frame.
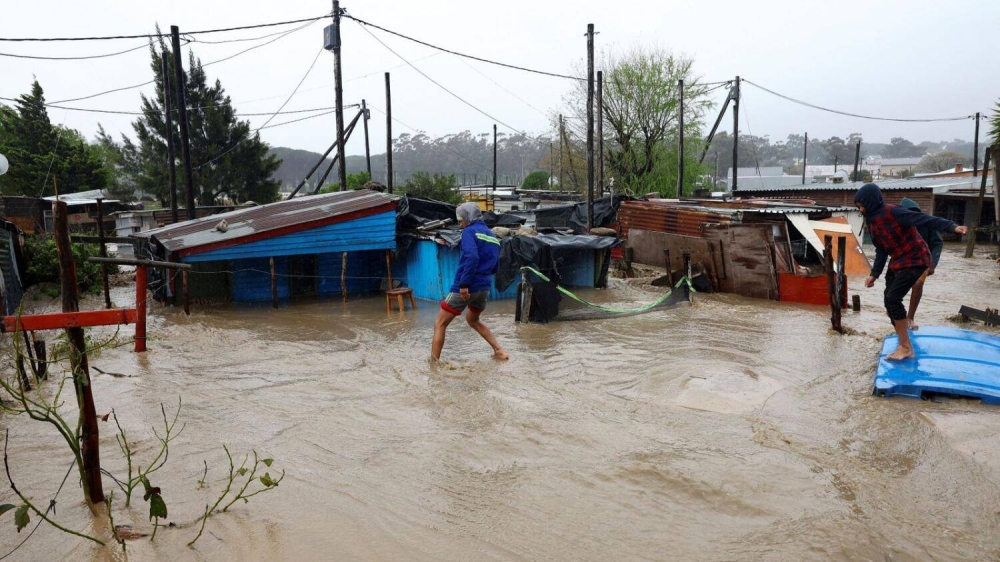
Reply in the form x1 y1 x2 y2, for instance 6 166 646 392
915 151 969 173
885 137 926 159
521 170 551 189
119 38 281 207
850 169 873 182
0 81 108 196
564 46 711 196
400 172 461 204
319 171 371 193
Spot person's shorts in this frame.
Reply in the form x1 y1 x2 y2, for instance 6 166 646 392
441 291 489 315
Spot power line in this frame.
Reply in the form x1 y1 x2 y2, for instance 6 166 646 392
194 47 325 170
743 79 974 123
0 42 150 60
46 21 315 105
353 18 529 136
0 14 329 42
343 13 584 82
0 97 357 117
454 55 549 118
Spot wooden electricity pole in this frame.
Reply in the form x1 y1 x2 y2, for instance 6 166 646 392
492 124 498 207
385 72 393 194
853 140 861 182
362 99 371 177
170 26 196 219
965 146 993 258
731 76 740 194
558 114 565 192
586 23 595 229
597 70 604 197
802 132 808 185
332 1 347 191
973 112 980 177
677 78 684 197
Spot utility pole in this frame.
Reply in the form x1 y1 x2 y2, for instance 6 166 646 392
385 72 393 194
802 132 808 185
731 76 740 194
834 155 838 173
170 26 196 220
852 140 861 182
549 142 554 188
973 112 981 177
332 1 347 191
558 114 564 192
361 99 371 178
586 23 595 229
161 52 178 224
677 78 684 197
597 70 604 198
492 124 498 207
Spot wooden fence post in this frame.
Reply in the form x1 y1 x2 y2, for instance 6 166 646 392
53 201 105 505
135 265 147 352
825 235 842 333
270 257 278 309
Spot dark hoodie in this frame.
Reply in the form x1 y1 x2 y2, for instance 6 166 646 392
854 183 957 279
899 197 944 268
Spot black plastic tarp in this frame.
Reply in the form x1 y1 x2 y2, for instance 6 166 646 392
533 195 630 233
495 234 619 292
396 196 455 230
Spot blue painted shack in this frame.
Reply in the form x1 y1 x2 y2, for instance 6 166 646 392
398 234 613 302
140 190 397 305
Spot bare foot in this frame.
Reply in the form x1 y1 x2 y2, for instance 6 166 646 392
907 318 919 330
886 346 915 361
493 348 509 360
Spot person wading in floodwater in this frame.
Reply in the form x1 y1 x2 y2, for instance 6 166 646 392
431 202 509 361
855 183 967 360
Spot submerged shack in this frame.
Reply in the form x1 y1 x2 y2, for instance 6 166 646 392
394 196 618 301
620 198 867 305
138 190 397 305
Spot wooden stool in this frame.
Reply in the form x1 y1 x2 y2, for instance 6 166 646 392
386 288 417 313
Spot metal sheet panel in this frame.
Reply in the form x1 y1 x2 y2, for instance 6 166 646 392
317 251 385 296
230 257 289 303
181 211 396 263
147 190 398 253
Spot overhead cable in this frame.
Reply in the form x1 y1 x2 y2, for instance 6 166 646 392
0 14 330 42
343 13 584 82
194 47 325 169
367 104 493 173
743 79 974 123
0 42 150 60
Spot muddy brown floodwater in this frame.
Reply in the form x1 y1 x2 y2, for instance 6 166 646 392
2 245 1000 561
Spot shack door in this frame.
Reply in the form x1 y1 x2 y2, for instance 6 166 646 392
288 254 318 297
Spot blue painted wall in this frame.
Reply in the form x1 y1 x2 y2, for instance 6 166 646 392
182 211 396 263
230 257 290 302
227 250 388 303
399 240 599 302
317 251 385 295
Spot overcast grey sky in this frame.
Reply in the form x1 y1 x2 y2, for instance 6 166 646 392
3 0 998 158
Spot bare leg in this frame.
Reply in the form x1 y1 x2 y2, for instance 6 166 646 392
907 271 928 330
886 318 915 361
465 309 509 360
431 309 456 360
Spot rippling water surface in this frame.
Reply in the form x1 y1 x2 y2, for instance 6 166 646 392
2 246 999 561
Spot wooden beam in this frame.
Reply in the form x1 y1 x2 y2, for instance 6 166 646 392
959 305 1000 326
3 309 138 333
71 235 137 245
87 257 192 270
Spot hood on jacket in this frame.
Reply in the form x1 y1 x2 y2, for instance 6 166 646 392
899 197 921 212
854 183 885 217
456 202 483 224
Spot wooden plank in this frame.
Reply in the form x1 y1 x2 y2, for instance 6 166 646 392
3 309 140 333
704 224 779 300
959 305 1000 326
627 229 718 279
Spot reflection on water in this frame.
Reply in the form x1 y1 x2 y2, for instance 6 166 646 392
3 246 1000 561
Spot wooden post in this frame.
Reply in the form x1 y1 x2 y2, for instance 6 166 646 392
361 99 372 177
385 72 393 194
493 124 498 210
332 0 347 192
852 140 861 182
135 265 147 352
965 147 992 258
586 23 595 229
182 269 190 315
385 250 393 290
558 114 564 193
852 294 861 312
597 70 604 197
518 269 533 323
802 132 808 185
170 26 196 219
664 249 673 286
992 145 1000 256
973 112 980 178
731 76 740 194
824 235 842 333
837 236 847 308
677 78 684 197
96 198 111 309
341 252 348 302
53 201 104 504
270 257 278 309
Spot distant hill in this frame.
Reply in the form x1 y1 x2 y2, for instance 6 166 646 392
268 147 369 193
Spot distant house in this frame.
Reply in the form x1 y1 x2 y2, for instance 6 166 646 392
913 164 983 179
805 165 851 183
724 167 813 189
870 157 922 179
138 190 398 305
0 189 124 234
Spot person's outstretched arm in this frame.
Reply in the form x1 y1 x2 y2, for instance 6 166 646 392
891 207 960 233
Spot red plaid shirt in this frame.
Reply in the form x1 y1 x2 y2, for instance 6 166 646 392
868 204 931 271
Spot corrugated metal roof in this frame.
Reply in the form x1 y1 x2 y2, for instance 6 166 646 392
144 189 398 253
736 177 993 192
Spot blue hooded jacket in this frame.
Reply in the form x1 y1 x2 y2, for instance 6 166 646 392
451 221 500 293
854 183 957 278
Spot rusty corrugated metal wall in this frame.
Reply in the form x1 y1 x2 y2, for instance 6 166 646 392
619 201 732 238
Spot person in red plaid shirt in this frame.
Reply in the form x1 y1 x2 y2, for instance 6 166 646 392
855 183 967 360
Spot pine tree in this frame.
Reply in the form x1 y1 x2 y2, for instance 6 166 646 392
0 81 107 196
122 39 281 206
